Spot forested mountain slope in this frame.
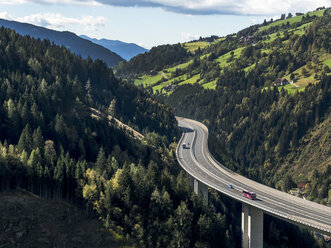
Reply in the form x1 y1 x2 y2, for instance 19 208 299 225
115 43 191 78
0 26 243 248
167 76 330 202
276 111 331 204
0 18 124 66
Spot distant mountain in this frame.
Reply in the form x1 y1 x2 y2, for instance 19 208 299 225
0 18 124 66
80 35 148 61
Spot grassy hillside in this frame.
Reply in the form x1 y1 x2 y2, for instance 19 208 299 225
0 191 130 248
123 8 330 96
258 9 325 32
184 41 210 53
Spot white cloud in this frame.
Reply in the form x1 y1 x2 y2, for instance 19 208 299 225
16 13 107 31
0 11 12 19
180 32 200 42
0 0 101 5
0 0 26 4
103 0 329 16
0 0 329 15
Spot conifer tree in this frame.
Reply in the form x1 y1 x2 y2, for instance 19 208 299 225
96 147 107 174
18 124 33 153
32 127 44 151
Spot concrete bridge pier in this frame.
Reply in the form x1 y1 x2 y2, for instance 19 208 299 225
190 176 208 205
242 203 264 248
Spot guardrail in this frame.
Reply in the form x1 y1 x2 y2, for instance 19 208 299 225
176 117 331 235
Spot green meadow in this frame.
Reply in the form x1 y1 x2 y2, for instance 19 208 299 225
258 9 325 32
184 41 210 53
216 47 244 68
202 80 217 90
134 73 164 87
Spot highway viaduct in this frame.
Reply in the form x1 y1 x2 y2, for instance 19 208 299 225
176 117 331 248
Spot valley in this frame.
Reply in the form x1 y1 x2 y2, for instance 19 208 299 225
0 5 330 248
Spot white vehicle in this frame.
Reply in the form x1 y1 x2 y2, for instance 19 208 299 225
182 142 190 149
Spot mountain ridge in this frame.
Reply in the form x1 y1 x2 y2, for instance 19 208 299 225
80 35 148 61
0 18 124 66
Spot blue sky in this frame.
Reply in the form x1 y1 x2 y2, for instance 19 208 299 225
0 0 329 49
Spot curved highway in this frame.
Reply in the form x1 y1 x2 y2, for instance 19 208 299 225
176 117 331 235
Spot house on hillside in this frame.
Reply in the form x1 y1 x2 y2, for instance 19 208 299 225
148 70 158 76
240 35 255 45
161 83 178 93
274 78 289 86
296 12 304 16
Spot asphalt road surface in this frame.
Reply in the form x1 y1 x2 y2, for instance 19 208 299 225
176 117 331 235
